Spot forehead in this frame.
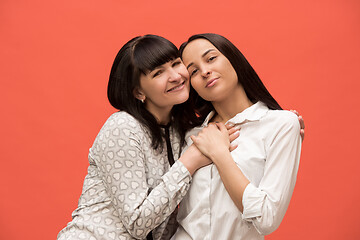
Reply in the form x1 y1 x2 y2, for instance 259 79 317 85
182 39 217 64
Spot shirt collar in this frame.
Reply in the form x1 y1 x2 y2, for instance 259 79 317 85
202 101 269 126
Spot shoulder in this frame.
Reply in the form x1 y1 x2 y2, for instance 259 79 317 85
90 111 147 156
106 111 141 128
96 111 146 143
265 110 300 132
101 111 143 132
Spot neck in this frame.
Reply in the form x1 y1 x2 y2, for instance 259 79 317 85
211 86 253 123
145 105 172 125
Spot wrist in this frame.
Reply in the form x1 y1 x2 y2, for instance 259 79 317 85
178 146 199 176
179 156 196 176
209 147 230 163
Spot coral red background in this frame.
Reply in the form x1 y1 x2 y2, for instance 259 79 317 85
1 0 359 239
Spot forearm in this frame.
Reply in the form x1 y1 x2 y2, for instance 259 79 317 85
179 154 200 176
127 163 190 235
101 158 191 239
210 149 250 212
179 144 210 176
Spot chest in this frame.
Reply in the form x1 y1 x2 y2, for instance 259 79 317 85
230 122 269 186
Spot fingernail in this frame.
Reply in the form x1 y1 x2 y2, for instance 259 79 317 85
235 125 241 130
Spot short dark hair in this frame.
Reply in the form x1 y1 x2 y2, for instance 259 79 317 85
108 35 198 150
179 33 282 120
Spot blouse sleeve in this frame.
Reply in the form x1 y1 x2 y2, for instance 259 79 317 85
90 113 192 239
241 112 302 235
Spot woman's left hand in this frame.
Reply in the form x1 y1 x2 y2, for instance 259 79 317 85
191 122 232 161
290 110 305 141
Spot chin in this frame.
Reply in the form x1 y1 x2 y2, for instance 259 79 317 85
174 93 189 105
197 93 213 102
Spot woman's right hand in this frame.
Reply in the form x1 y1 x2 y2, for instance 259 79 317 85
226 123 240 152
180 123 240 175
179 144 212 176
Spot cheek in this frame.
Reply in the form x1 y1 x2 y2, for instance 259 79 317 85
190 77 198 89
226 62 238 81
179 65 190 79
190 77 203 94
230 69 238 84
142 80 164 97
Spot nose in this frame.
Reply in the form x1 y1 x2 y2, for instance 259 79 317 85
200 67 211 78
168 68 182 82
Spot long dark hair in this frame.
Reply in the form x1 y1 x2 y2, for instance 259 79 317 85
108 35 198 151
179 33 282 121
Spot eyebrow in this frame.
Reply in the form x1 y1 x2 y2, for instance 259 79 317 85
186 49 216 69
202 49 216 58
149 63 166 73
149 58 177 73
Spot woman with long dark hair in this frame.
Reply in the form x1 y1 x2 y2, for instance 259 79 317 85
172 33 303 239
57 35 224 240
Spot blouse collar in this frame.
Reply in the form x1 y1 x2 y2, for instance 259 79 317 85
202 101 269 127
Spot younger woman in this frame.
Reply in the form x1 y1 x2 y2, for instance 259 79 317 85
173 33 303 239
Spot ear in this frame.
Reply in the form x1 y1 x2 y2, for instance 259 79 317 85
133 87 145 102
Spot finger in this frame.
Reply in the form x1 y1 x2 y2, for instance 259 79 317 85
299 115 305 129
227 125 238 135
208 122 216 127
225 123 235 130
207 122 217 130
300 129 305 142
229 142 238 152
290 109 299 116
215 122 227 133
229 130 240 142
190 135 198 144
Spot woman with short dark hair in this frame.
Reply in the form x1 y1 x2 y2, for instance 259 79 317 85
57 35 214 240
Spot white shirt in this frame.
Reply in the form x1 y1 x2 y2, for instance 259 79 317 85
173 102 302 240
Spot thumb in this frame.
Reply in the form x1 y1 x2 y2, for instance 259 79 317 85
190 135 198 145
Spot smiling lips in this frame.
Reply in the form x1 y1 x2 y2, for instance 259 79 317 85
206 78 218 88
166 81 186 93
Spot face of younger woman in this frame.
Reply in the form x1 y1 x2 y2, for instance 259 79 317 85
136 57 190 118
182 39 239 102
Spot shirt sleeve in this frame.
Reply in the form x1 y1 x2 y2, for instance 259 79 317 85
90 114 192 239
241 112 302 235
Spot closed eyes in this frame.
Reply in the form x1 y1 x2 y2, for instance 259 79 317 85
172 60 181 67
152 70 163 77
208 56 217 62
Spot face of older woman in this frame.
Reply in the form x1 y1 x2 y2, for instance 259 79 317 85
182 39 239 102
135 57 190 117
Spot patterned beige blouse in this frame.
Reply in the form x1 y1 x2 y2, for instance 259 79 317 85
58 111 192 240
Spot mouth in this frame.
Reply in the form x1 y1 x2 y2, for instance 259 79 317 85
166 81 186 93
205 78 218 88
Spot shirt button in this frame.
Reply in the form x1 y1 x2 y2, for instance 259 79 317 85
202 208 210 215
